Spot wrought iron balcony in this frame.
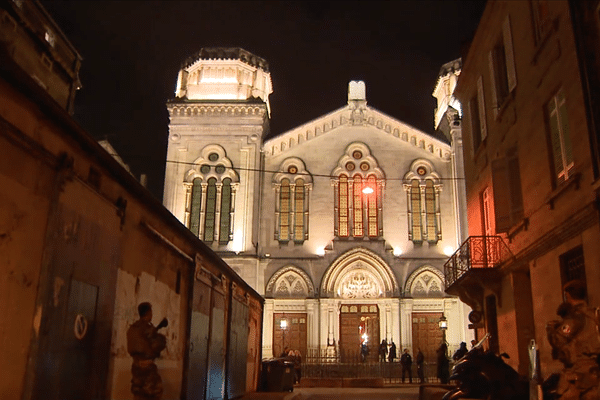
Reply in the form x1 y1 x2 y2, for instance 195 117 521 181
444 236 513 290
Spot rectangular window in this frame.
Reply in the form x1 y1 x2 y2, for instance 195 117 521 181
532 0 551 43
204 178 217 242
560 246 586 294
489 16 517 116
469 76 487 155
547 88 574 184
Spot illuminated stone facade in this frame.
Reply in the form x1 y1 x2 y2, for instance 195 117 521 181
163 48 473 361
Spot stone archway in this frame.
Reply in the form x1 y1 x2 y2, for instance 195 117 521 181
321 248 399 361
320 247 399 298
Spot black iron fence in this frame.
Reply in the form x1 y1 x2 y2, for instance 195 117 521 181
301 350 452 384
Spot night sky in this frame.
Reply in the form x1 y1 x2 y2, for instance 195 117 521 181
40 1 486 200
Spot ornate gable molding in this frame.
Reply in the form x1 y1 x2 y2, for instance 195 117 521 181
265 265 315 298
321 247 399 298
404 266 445 297
263 105 451 160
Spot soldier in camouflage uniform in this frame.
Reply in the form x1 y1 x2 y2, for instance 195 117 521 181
127 302 168 400
547 280 600 400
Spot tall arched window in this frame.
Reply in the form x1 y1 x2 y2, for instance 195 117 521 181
332 143 384 239
219 178 232 244
279 178 291 241
410 180 422 242
273 158 312 243
184 145 239 245
339 175 350 237
425 180 437 243
353 174 364 237
190 178 202 236
404 160 442 244
294 179 305 240
204 177 217 242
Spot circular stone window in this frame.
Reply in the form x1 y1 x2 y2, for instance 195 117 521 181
208 153 219 162
345 162 355 171
215 165 226 174
200 165 211 174
360 162 370 171
417 166 427 176
352 150 363 159
288 165 298 174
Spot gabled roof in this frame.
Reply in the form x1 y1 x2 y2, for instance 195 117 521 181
263 102 451 161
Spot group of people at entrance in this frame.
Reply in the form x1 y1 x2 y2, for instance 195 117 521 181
377 339 397 363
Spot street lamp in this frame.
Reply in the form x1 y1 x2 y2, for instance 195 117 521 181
280 316 288 355
439 314 448 347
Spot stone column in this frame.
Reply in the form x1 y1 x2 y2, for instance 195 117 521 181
262 299 274 358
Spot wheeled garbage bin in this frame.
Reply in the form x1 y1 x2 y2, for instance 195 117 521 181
261 358 295 392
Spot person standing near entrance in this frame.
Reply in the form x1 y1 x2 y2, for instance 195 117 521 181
388 341 397 363
127 302 168 400
379 339 388 362
416 348 425 383
400 348 413 383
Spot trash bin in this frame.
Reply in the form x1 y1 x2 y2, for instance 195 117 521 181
261 358 294 392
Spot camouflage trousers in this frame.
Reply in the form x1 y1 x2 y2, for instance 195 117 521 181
557 358 600 400
131 359 163 400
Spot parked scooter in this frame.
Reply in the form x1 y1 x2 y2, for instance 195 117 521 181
442 334 528 400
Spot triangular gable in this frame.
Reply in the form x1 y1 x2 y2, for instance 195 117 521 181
263 104 451 161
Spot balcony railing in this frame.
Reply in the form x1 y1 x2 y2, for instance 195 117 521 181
444 236 513 289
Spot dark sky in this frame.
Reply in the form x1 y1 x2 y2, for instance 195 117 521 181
40 1 486 201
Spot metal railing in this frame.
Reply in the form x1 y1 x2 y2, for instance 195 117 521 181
444 236 513 289
301 350 451 384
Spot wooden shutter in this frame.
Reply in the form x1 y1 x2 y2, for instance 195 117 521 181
492 150 523 233
503 16 517 92
294 179 305 242
492 158 511 233
477 76 487 140
488 52 498 117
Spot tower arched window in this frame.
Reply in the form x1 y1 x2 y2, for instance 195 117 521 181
273 158 312 243
184 145 239 245
404 160 442 244
332 143 385 239
204 178 217 242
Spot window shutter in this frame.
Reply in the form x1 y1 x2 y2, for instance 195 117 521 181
492 158 511 233
503 16 517 92
488 51 498 117
507 151 524 223
468 100 477 156
477 76 487 140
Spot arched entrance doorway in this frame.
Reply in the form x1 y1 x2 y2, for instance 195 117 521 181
321 247 400 361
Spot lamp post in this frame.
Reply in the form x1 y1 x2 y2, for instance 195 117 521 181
280 316 288 356
439 314 448 348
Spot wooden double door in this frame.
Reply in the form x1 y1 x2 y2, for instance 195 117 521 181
273 313 307 358
411 312 444 362
339 304 380 362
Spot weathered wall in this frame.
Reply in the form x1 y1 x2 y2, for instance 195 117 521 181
0 49 263 400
